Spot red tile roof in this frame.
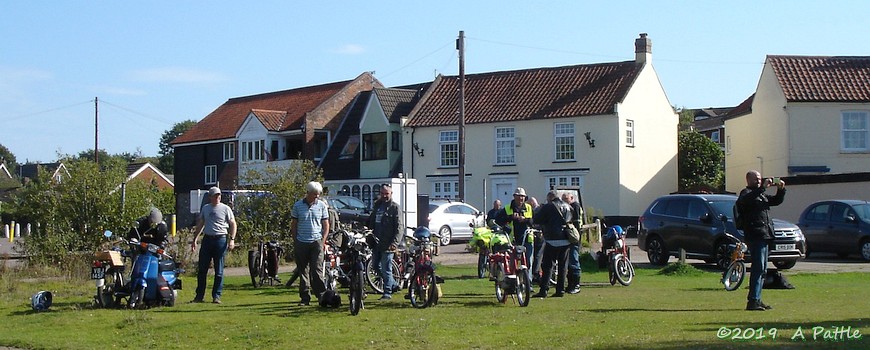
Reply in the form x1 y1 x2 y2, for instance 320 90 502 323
172 78 362 145
405 62 642 127
768 55 870 102
250 109 287 131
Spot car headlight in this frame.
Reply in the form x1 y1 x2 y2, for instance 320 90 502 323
795 228 805 241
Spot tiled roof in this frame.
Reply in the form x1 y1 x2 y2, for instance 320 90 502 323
172 79 360 145
768 55 870 102
405 61 641 127
250 109 287 131
724 94 754 120
374 88 421 123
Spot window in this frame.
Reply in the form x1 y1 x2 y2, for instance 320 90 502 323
363 132 387 160
340 135 360 160
710 130 720 144
805 204 830 222
440 130 459 167
554 123 574 161
842 111 869 151
204 165 217 184
495 127 515 165
240 140 265 162
432 180 458 199
625 120 635 147
547 175 582 189
391 131 400 151
223 142 235 162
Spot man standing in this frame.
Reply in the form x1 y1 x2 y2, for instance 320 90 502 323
367 184 403 300
190 187 237 304
486 199 502 223
291 181 330 306
532 190 572 298
735 170 785 311
562 192 584 294
495 188 534 271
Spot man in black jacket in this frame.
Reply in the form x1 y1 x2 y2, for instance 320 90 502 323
367 184 403 300
532 190 572 298
735 170 785 311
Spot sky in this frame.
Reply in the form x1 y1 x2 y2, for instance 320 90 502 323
2 1 868 164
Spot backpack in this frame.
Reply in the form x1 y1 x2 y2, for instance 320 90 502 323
733 204 745 230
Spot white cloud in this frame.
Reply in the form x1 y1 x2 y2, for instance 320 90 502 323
0 66 53 83
332 44 366 55
128 67 226 84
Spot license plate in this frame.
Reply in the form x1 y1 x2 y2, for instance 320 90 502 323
91 267 106 280
775 244 795 251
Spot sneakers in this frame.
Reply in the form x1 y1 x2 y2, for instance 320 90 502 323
746 300 766 311
189 298 204 303
758 301 773 310
532 290 548 298
212 298 222 304
552 291 565 298
567 287 581 294
378 295 392 301
298 300 310 306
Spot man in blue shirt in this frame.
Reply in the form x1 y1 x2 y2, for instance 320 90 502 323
291 181 330 306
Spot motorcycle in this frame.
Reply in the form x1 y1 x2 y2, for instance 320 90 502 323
600 225 634 286
121 228 184 308
342 229 371 315
92 230 129 308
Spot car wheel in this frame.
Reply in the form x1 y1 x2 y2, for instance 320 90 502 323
714 241 731 270
860 240 870 261
438 226 452 246
646 236 668 265
772 260 796 270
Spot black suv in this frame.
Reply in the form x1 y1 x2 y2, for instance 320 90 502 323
637 194 806 269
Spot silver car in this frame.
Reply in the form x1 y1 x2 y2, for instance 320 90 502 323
427 200 484 246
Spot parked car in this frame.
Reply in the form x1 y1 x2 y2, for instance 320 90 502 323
427 200 484 246
323 195 370 227
637 193 806 269
797 200 870 261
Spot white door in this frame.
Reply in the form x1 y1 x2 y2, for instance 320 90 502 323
493 180 515 209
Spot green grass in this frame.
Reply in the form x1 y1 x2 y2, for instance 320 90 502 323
1 263 868 349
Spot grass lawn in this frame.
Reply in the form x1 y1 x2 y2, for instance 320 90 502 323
0 263 867 349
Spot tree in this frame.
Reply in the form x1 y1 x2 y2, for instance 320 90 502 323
678 131 724 192
676 107 695 132
158 120 197 174
0 143 18 175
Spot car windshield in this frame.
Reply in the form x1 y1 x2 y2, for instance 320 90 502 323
708 199 737 220
852 203 870 221
335 197 366 211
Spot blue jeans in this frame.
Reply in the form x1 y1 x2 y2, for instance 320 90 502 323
196 235 227 301
372 249 395 296
568 243 581 280
747 238 769 302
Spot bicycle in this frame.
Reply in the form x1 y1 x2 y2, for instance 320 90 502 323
248 233 284 287
488 224 532 306
406 227 442 308
602 225 634 286
721 232 747 291
364 230 405 295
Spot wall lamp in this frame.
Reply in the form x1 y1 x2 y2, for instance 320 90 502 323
584 132 596 148
413 142 425 157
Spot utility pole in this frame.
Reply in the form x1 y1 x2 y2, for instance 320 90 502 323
457 30 466 201
94 96 99 165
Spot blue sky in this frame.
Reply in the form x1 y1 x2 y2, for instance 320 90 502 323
2 1 867 163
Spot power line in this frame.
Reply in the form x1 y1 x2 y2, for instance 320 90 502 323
98 99 175 125
1 101 92 122
379 40 456 80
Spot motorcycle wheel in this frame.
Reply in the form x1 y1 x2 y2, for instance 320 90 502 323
409 271 435 309
608 259 617 286
495 264 507 303
248 250 262 288
614 256 634 286
102 269 126 308
365 258 400 294
722 260 746 291
349 269 364 316
516 268 531 307
128 287 145 309
477 252 489 279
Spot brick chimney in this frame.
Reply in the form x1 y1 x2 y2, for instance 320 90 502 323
635 33 652 64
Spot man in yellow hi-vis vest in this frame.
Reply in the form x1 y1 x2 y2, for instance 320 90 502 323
495 187 534 271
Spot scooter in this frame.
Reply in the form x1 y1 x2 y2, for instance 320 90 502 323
92 230 129 308
119 228 183 308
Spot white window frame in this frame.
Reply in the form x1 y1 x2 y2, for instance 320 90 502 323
432 179 459 199
440 130 459 168
240 140 266 162
554 123 575 161
710 130 720 144
547 175 583 189
625 120 635 147
204 165 217 184
842 111 869 152
223 142 235 162
495 127 515 165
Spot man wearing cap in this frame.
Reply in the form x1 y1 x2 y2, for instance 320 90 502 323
190 186 237 304
532 190 572 298
495 187 534 273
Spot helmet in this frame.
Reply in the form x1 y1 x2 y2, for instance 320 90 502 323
31 291 52 311
606 225 625 239
318 290 342 308
148 207 163 226
413 226 431 239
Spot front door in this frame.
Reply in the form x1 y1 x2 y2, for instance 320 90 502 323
493 180 515 210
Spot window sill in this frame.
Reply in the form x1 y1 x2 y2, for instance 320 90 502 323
493 163 515 167
553 160 576 163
